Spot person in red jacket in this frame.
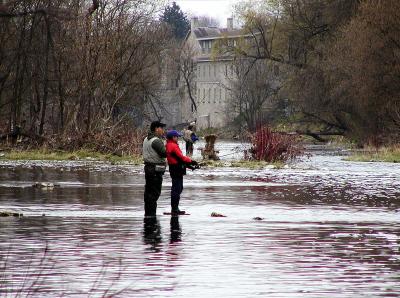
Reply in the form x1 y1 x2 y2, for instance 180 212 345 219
166 130 199 215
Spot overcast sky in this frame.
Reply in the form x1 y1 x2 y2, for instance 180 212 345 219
172 0 241 26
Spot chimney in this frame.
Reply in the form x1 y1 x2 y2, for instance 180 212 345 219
227 18 233 30
191 17 199 30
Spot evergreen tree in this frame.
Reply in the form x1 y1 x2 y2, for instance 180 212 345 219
160 2 190 40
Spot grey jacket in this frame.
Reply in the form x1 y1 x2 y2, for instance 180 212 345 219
142 132 166 165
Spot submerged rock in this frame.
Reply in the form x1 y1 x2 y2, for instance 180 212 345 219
0 210 23 217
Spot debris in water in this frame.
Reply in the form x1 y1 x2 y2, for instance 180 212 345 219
211 212 226 217
253 217 264 221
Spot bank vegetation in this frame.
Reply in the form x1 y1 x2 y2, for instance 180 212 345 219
1 0 399 163
224 0 400 147
0 0 171 155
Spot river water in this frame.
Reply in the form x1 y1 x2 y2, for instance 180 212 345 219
0 142 399 297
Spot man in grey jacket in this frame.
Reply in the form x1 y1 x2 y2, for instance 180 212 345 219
142 121 167 216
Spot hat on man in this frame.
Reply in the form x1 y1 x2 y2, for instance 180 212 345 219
150 121 166 132
166 130 182 139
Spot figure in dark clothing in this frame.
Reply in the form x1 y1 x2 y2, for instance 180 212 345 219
183 125 198 157
166 130 199 215
142 121 167 216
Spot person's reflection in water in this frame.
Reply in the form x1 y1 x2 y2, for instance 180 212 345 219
170 216 182 243
143 217 162 252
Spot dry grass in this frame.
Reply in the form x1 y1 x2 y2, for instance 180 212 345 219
346 145 400 163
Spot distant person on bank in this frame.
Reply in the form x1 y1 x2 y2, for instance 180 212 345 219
166 130 199 215
183 124 199 157
142 121 167 217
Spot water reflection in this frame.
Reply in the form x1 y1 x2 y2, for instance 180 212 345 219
170 216 181 243
142 217 162 252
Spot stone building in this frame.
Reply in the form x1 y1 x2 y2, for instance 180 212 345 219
180 17 246 129
151 17 279 130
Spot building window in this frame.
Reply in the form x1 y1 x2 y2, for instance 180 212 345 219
214 64 217 77
208 88 211 103
207 40 212 53
214 88 217 103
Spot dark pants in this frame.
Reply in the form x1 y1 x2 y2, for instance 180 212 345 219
144 164 163 216
185 141 193 156
171 176 183 212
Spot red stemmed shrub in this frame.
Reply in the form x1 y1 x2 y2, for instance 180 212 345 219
250 126 303 162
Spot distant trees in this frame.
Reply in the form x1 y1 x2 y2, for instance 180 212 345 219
227 0 400 144
160 1 190 40
326 0 400 144
0 0 171 149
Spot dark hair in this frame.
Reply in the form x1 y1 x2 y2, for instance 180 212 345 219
188 125 193 130
150 121 166 132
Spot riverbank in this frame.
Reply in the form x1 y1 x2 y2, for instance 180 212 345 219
200 159 285 169
0 150 285 169
0 149 142 165
5 143 399 168
346 146 400 163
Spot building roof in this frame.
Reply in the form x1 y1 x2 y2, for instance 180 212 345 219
193 27 250 40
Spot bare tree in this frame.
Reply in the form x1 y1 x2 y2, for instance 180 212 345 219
177 41 198 112
228 58 280 132
0 0 171 149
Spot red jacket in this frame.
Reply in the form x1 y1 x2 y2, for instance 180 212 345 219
166 139 192 165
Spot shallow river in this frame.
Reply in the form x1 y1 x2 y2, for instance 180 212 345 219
0 142 399 297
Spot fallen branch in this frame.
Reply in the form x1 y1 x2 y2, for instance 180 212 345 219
296 130 345 142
